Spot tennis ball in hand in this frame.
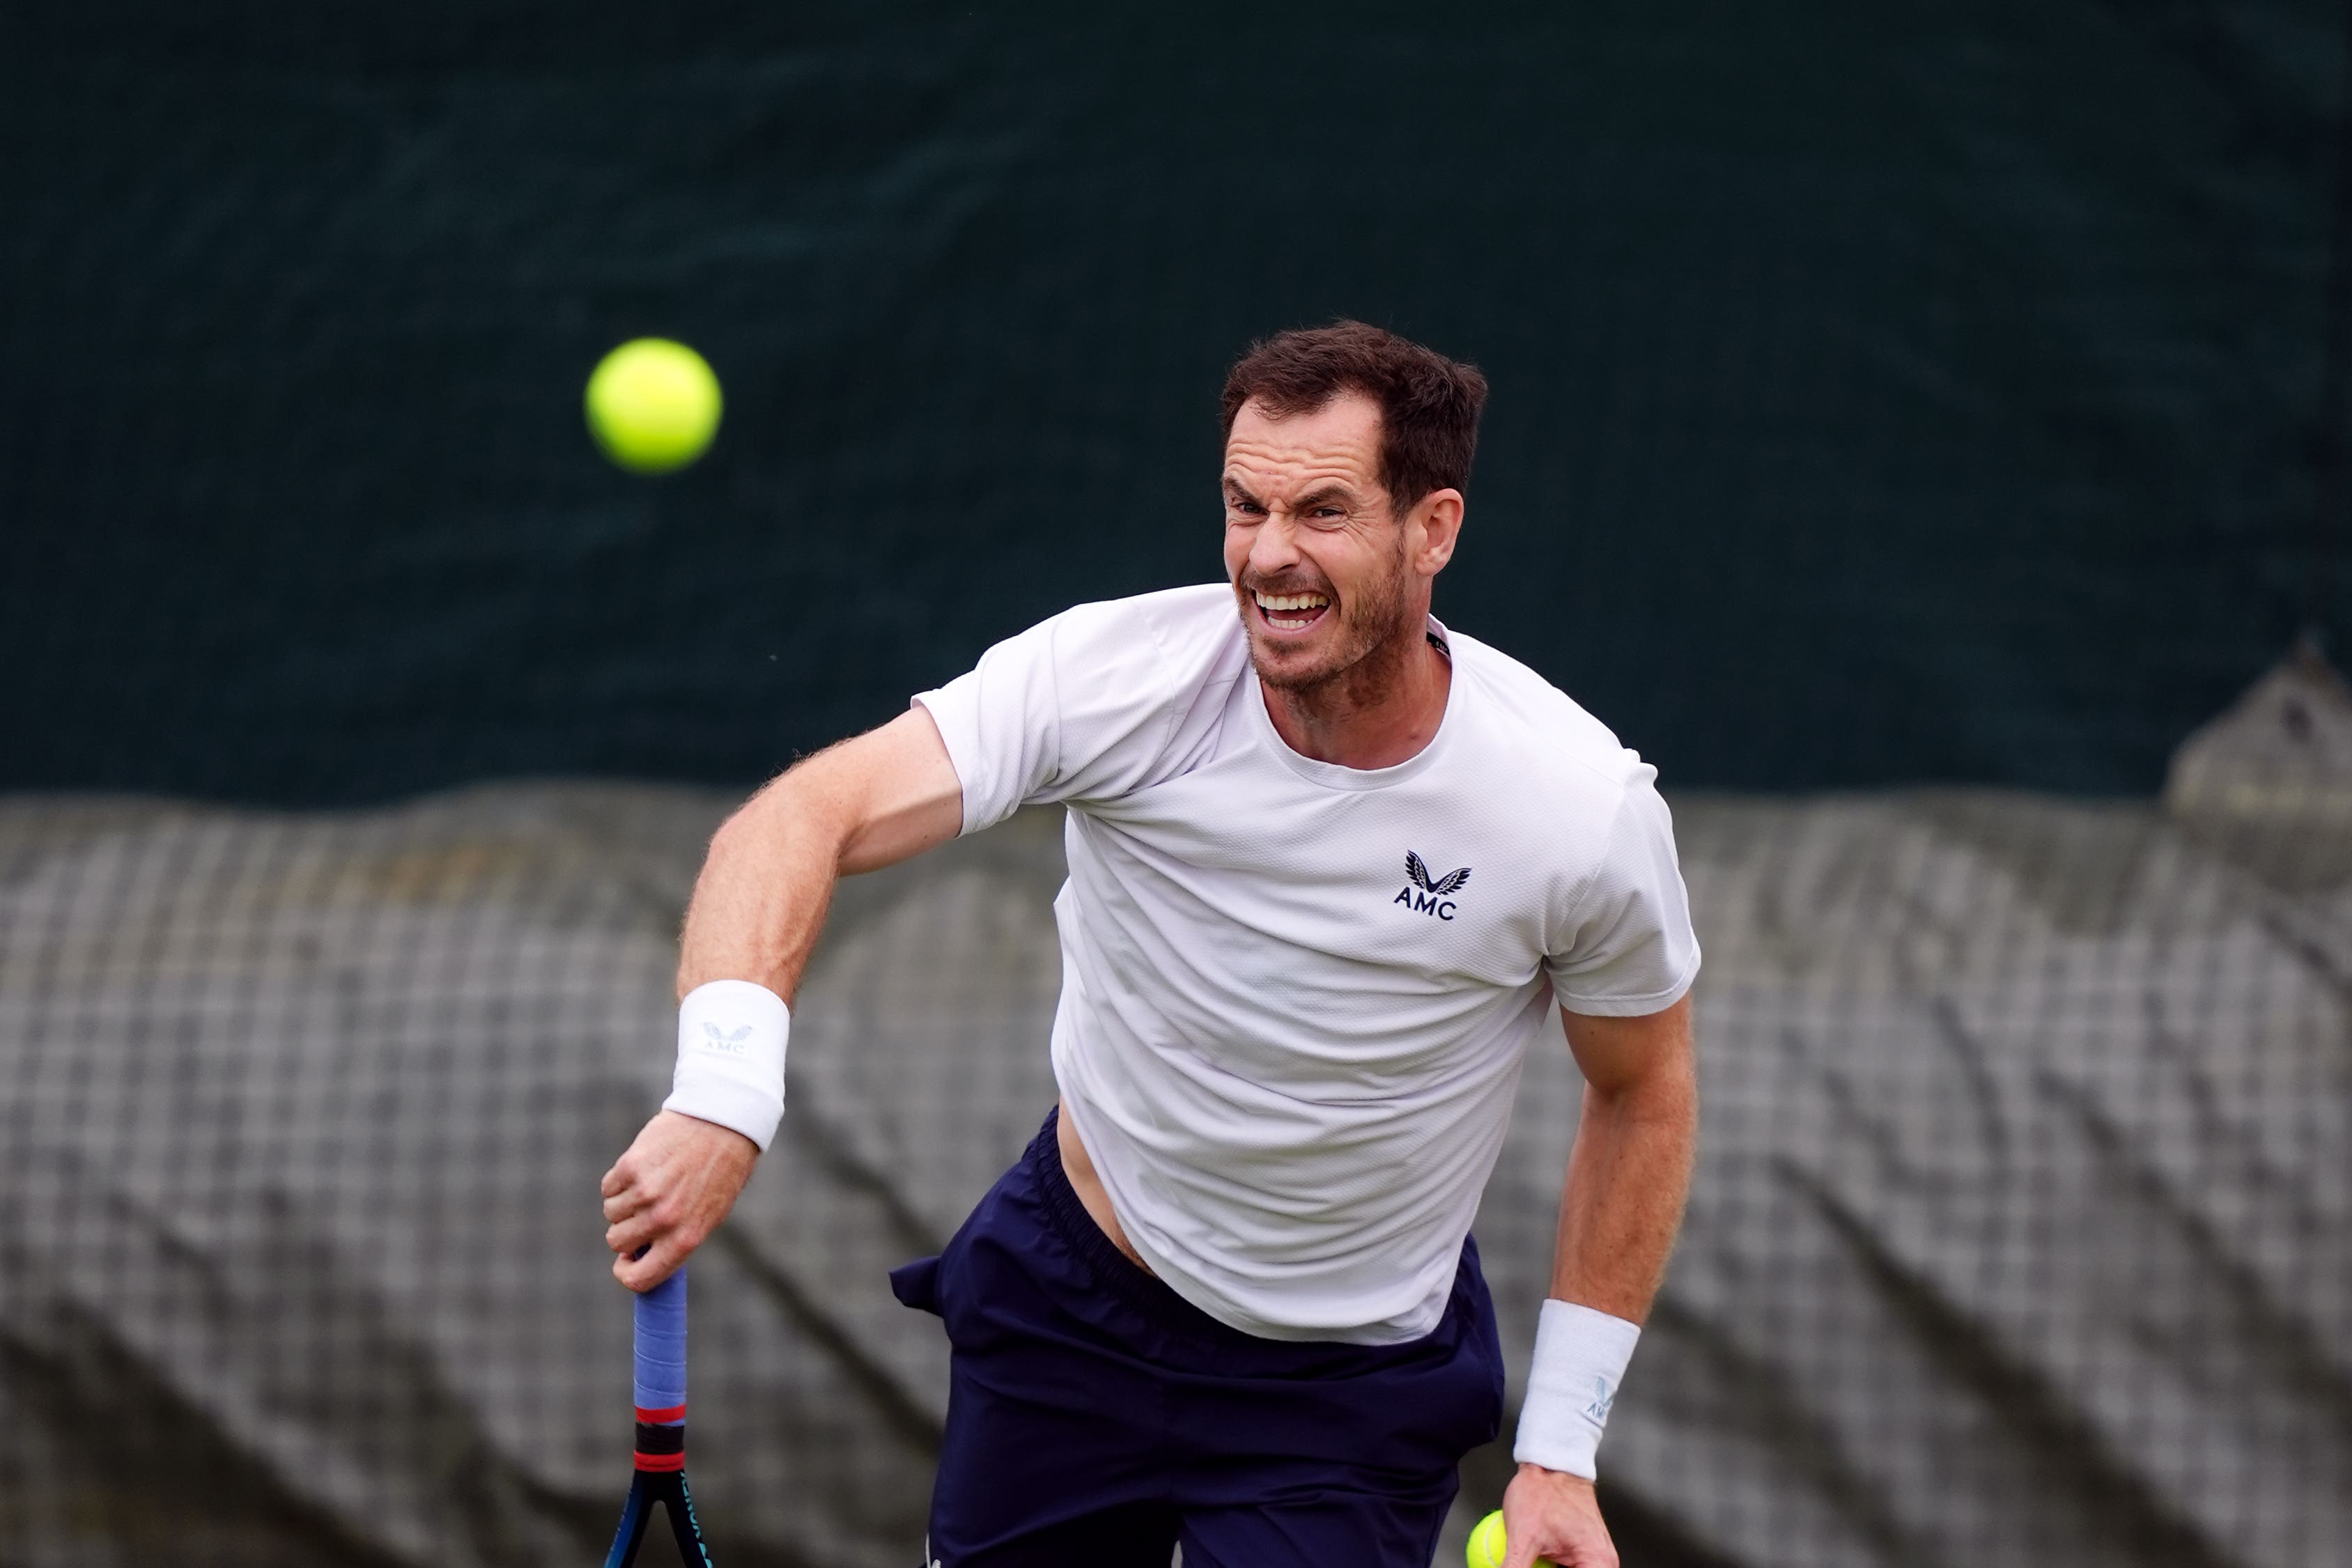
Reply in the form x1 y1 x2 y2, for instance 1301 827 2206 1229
1467 1509 1554 1568
585 338 722 474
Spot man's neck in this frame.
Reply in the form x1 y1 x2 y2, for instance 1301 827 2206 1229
1260 623 1452 770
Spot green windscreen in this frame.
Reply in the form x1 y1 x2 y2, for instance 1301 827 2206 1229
1 1 2340 802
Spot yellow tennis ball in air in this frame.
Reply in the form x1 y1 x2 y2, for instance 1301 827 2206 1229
585 338 722 474
1467 1509 1554 1568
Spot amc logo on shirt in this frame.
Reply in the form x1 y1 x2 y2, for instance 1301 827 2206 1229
1393 852 1472 920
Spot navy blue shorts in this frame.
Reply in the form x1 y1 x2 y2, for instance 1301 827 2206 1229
889 1110 1505 1568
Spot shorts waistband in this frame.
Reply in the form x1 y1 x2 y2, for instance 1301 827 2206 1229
1026 1107 1260 1349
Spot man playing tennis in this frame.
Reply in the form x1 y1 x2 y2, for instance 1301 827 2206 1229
600 322 1701 1568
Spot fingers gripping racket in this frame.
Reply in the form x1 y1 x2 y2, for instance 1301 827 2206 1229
602 1269 717 1567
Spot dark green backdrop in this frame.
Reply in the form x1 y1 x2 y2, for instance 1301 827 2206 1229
3 1 2343 802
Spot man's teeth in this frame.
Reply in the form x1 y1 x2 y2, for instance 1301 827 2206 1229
1253 590 1329 630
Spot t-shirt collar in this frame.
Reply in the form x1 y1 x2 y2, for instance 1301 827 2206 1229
1246 614 1457 792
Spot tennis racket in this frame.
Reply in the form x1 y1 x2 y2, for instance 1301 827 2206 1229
601 1268 717 1567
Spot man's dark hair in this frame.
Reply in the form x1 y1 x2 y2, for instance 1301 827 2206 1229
1219 320 1489 512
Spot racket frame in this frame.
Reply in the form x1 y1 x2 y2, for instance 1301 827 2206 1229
601 1268 716 1567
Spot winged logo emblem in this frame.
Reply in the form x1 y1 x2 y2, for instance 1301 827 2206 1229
701 1021 754 1055
1405 851 1472 897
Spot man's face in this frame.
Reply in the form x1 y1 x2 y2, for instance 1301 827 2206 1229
1222 392 1428 692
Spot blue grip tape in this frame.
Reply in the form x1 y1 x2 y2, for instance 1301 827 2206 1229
633 1269 688 1413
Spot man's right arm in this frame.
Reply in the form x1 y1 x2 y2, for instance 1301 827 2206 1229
601 706 964 1289
675 706 964 998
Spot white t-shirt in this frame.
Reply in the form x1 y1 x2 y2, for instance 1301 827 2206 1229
915 584 1700 1344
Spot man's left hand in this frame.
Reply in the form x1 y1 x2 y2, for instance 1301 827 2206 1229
1499 1462 1616 1568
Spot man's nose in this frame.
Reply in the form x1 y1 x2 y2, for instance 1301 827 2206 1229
1248 511 1303 575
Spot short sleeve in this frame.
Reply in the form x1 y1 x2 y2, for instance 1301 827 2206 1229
1545 766 1702 1016
911 596 1196 835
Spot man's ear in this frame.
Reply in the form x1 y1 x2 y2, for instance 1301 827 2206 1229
1411 488 1466 577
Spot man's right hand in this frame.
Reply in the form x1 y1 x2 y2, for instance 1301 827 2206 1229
601 1110 759 1291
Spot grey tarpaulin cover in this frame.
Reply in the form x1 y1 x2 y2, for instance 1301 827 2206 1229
1 782 2344 1567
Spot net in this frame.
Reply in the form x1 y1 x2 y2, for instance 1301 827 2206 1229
1 758 2344 1567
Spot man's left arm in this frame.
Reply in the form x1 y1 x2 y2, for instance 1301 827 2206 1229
1499 994 1697 1568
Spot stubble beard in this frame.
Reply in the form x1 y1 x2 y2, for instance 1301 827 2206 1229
1241 535 1417 705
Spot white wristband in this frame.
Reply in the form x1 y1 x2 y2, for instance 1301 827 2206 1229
662 979 789 1151
1512 1298 1641 1480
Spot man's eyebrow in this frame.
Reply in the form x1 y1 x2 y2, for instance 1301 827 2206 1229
1223 476 1264 505
1292 483 1356 511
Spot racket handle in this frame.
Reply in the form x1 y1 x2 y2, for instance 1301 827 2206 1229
633 1268 688 1414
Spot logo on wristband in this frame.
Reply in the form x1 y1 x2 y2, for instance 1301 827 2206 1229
1584 1375 1615 1422
699 1022 753 1056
